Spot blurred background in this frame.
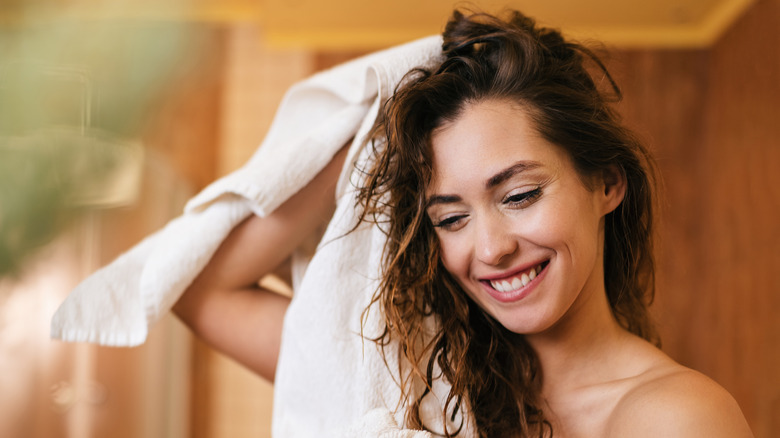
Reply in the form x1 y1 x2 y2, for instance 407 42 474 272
0 0 777 437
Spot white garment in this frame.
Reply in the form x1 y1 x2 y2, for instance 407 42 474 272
51 35 470 436
340 408 433 438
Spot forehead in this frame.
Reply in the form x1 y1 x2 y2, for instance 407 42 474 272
428 99 568 191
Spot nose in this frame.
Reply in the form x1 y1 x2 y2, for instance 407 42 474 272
474 213 518 266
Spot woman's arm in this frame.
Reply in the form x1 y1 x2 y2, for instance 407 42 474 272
173 146 349 382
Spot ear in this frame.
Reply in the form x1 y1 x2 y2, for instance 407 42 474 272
599 166 626 215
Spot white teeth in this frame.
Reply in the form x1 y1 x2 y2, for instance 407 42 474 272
490 280 506 292
489 264 543 293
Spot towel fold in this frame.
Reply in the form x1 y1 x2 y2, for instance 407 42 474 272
340 409 434 438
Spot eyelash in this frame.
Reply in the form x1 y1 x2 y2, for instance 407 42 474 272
503 186 542 207
433 215 465 229
432 187 543 230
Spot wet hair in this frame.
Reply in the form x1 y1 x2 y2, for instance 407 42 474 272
357 9 658 437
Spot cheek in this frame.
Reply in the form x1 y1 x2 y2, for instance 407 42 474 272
436 235 469 278
528 191 603 247
537 206 603 268
507 205 561 248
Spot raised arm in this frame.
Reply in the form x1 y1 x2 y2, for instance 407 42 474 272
173 146 349 381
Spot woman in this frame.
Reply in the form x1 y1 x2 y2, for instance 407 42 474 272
174 9 752 437
356 9 753 438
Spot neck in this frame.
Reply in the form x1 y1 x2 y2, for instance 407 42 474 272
525 284 629 399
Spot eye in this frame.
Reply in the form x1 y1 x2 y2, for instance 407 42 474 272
503 187 542 208
432 214 468 231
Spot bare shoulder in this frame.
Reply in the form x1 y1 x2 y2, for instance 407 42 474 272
607 363 753 437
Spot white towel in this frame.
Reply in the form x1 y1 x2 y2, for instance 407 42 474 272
339 409 434 438
50 34 443 347
50 34 468 436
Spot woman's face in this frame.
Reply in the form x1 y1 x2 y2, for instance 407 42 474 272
425 99 622 335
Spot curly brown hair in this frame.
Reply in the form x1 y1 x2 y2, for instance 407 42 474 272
357 9 659 437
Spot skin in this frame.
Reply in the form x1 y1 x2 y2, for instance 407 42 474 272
425 99 753 437
173 146 348 382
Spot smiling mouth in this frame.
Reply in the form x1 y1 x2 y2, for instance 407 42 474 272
485 261 549 293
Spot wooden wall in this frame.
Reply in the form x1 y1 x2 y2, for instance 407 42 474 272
613 0 780 435
694 0 780 433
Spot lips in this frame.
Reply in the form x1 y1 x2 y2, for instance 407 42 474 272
483 261 548 294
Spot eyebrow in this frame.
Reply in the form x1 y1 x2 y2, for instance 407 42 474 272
426 194 462 209
426 161 543 209
485 161 542 189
